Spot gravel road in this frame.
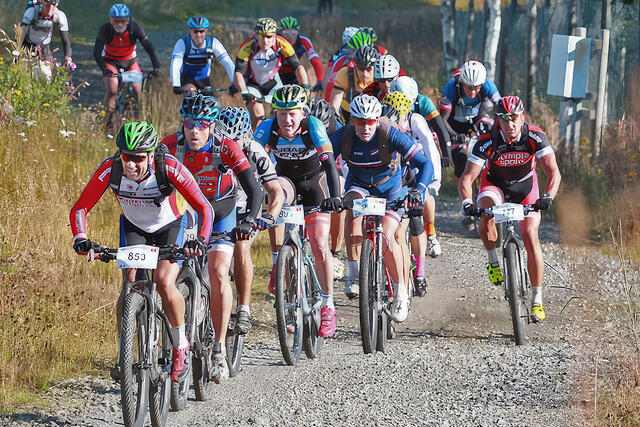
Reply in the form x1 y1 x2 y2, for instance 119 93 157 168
2 198 588 426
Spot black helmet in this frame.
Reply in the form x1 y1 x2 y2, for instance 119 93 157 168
352 45 378 69
306 97 337 135
380 103 399 123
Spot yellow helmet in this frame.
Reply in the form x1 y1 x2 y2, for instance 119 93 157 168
382 91 412 115
272 84 308 110
254 17 278 36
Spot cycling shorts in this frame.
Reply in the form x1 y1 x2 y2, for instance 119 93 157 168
180 74 211 90
103 58 141 76
208 197 237 255
247 77 279 96
279 72 297 85
119 216 185 265
452 147 468 178
291 170 329 208
477 168 540 213
345 176 404 223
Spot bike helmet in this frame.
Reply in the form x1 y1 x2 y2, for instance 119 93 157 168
389 76 419 103
360 27 377 42
382 91 412 115
254 17 278 36
373 54 400 80
109 3 130 18
180 94 220 120
381 103 399 123
43 0 60 4
218 107 253 143
342 27 359 45
458 60 486 86
307 97 337 135
279 16 300 31
188 16 210 29
496 95 525 116
352 45 378 69
350 94 382 120
272 84 308 110
347 29 373 50
116 121 158 153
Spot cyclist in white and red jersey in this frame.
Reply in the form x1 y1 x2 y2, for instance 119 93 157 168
18 0 72 66
277 16 324 92
458 96 561 322
69 121 214 383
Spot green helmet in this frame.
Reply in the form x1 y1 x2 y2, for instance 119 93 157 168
360 27 377 43
279 16 300 31
347 30 373 50
116 121 158 153
272 84 308 110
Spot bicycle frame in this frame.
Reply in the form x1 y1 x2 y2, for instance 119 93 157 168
499 221 531 319
361 214 394 313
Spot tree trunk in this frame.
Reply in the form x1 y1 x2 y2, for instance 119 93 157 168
484 0 501 81
526 0 537 110
440 0 457 73
568 0 578 35
464 0 475 62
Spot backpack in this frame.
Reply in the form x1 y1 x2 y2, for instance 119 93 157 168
109 144 175 207
341 116 397 169
182 35 215 63
454 75 488 105
266 117 316 152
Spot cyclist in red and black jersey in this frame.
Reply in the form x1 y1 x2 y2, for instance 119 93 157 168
277 16 324 92
458 96 561 322
93 4 160 123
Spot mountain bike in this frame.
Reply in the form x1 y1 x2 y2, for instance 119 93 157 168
93 244 188 427
344 197 405 354
115 70 152 120
470 203 543 345
273 204 324 366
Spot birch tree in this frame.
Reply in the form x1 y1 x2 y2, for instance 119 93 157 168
440 0 457 73
484 0 501 81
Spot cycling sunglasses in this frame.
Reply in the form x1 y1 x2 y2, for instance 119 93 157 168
462 83 482 91
376 77 394 83
121 152 148 163
354 118 378 126
184 118 211 130
191 29 206 34
498 113 518 122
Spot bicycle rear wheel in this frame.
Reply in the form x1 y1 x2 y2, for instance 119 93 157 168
120 292 150 427
358 239 378 354
170 279 194 411
505 242 526 345
149 313 171 427
303 242 323 359
275 244 303 365
225 329 244 377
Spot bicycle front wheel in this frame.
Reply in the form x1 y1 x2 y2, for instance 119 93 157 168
120 292 150 427
505 242 526 345
303 241 323 359
225 330 244 377
275 244 303 365
358 239 378 354
193 283 214 401
170 279 194 411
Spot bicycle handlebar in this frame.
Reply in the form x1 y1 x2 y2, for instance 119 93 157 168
342 198 406 212
469 203 539 218
89 244 189 263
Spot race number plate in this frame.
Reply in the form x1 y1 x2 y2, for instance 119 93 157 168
491 203 525 223
351 197 387 217
276 205 305 225
116 245 159 269
121 71 144 83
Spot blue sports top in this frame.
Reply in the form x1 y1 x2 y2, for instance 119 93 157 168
439 77 501 123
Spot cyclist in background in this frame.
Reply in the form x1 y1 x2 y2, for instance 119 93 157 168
170 16 235 94
217 106 285 334
94 4 160 129
69 121 214 383
234 18 310 126
327 26 359 72
254 85 343 337
162 95 263 382
325 29 375 104
18 0 72 66
458 96 561 322
330 94 434 320
277 16 324 92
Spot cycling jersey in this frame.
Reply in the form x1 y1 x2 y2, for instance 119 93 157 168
279 35 324 83
439 76 501 123
170 35 235 87
405 113 441 195
414 94 440 121
93 18 160 75
235 35 300 85
70 154 213 241
235 139 278 214
324 55 351 102
254 116 333 179
332 65 374 113
21 6 71 57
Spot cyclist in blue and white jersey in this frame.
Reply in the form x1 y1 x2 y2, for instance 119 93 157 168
170 16 235 94
330 94 434 322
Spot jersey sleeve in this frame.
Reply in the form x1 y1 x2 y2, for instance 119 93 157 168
221 138 252 174
129 19 147 43
212 38 235 83
161 133 179 155
248 140 278 183
234 38 254 75
329 126 345 157
56 10 70 32
528 126 554 158
69 158 113 240
438 78 457 111
170 38 186 87
468 134 492 166
417 95 439 120
21 7 35 25
253 119 271 147
484 79 501 103
308 116 333 154
333 67 349 92
164 155 213 241
388 126 420 162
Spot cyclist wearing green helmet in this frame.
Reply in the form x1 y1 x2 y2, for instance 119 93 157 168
277 16 325 92
254 84 343 338
70 121 214 383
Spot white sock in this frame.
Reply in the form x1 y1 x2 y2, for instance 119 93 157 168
487 249 499 264
171 324 188 349
321 292 334 310
392 279 407 298
238 304 250 315
532 286 543 305
272 251 278 265
348 260 359 279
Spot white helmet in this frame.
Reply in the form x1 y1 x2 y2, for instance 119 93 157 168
390 76 419 103
458 60 486 86
373 54 400 80
342 27 359 45
350 94 382 119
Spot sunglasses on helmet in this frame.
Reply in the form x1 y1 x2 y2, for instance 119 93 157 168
184 118 211 130
121 152 148 163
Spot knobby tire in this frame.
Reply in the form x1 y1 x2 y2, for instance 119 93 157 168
359 239 378 354
149 313 171 427
303 241 323 359
505 242 526 345
275 244 303 365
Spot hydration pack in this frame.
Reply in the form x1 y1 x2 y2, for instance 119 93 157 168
341 116 398 170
